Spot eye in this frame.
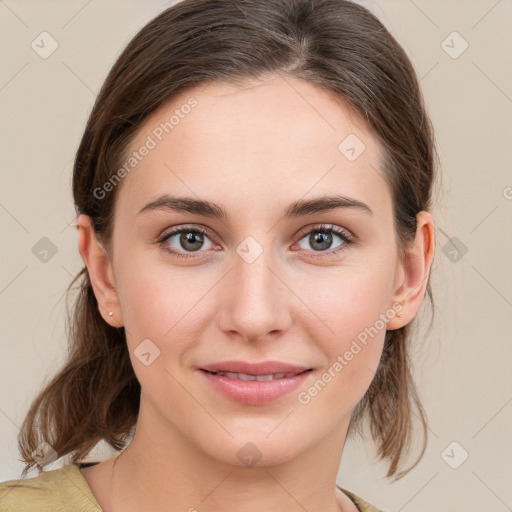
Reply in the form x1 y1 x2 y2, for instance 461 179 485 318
158 223 354 260
294 224 354 257
158 226 217 259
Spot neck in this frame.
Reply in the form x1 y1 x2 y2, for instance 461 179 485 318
102 400 353 512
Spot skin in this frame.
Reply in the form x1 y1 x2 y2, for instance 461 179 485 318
77 73 435 512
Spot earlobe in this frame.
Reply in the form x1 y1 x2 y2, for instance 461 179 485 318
386 211 435 330
77 214 123 327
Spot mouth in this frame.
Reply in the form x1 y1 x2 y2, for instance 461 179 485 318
199 360 312 376
200 369 312 381
197 362 314 405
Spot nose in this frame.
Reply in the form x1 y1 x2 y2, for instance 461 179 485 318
217 246 293 343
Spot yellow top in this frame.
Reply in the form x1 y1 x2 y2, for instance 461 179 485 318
0 463 386 512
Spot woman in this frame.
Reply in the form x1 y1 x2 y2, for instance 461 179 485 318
0 0 437 510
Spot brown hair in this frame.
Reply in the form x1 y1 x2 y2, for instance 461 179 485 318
18 0 440 480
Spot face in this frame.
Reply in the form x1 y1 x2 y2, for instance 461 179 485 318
87 74 410 467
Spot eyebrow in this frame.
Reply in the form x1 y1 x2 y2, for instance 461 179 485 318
137 193 373 219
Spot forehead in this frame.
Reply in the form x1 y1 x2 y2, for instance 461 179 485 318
115 74 391 222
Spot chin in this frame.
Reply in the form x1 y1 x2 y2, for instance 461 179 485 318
196 431 310 469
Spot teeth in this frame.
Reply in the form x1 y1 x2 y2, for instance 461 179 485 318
255 374 273 381
231 372 255 381
213 371 299 380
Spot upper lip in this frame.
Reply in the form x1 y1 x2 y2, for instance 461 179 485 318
200 360 311 375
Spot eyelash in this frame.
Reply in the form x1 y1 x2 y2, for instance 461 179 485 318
157 223 354 260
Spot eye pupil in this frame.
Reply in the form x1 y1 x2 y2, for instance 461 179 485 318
310 231 332 251
180 231 204 251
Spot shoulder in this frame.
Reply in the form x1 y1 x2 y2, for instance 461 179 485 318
338 485 390 512
0 463 102 512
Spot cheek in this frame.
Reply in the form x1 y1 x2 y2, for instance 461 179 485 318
116 258 213 373
117 265 199 408
115 248 191 331
300 262 393 343
296 265 392 396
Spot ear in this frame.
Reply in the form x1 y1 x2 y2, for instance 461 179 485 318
386 211 435 330
77 214 123 327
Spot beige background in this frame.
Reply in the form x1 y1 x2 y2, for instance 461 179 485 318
1 1 511 510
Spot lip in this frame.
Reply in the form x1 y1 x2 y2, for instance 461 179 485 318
200 360 311 375
198 360 313 405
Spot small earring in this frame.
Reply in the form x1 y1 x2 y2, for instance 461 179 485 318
108 311 113 317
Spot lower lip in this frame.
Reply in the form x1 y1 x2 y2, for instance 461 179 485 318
199 369 312 405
